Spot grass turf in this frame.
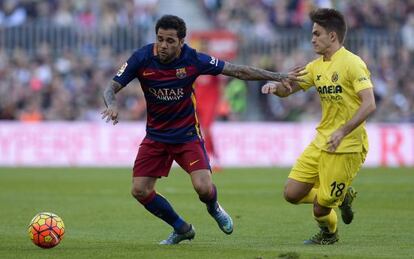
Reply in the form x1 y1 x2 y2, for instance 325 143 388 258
0 167 413 259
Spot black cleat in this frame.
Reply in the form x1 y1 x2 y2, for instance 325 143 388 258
339 186 357 224
304 227 339 245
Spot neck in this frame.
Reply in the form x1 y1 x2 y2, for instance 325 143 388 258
175 47 182 59
323 43 342 61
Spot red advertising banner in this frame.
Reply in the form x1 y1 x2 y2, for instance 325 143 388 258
189 30 238 61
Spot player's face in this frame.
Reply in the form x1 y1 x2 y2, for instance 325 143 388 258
156 28 184 63
311 23 333 55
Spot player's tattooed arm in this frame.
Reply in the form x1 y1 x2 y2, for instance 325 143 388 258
101 80 123 125
222 62 306 82
103 80 122 107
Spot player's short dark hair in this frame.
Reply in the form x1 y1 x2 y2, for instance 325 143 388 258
310 8 347 44
155 15 186 39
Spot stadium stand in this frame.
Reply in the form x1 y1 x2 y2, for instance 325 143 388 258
0 0 412 122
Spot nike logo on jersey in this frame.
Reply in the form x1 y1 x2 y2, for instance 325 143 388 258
143 71 155 76
189 159 200 166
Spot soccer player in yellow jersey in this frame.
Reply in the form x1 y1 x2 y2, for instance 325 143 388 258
262 8 376 245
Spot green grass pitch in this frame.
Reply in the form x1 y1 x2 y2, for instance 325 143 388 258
0 167 413 259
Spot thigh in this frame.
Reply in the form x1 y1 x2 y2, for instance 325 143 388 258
133 138 174 178
317 151 364 208
288 143 321 185
171 139 211 173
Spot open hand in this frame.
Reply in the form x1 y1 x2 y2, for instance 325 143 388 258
286 65 307 82
327 128 346 152
101 105 119 125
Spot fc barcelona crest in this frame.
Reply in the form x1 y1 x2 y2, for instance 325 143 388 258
176 68 187 79
331 72 339 82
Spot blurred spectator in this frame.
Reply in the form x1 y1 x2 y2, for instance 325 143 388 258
0 0 27 27
225 78 247 120
402 13 414 51
18 98 43 122
53 1 74 26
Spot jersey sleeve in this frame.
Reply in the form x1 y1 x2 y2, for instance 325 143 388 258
196 52 225 75
297 62 314 91
113 51 143 87
348 58 373 93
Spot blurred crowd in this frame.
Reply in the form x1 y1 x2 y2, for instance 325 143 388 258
0 0 158 29
0 45 147 122
203 0 414 122
0 0 156 122
0 0 413 122
203 0 412 31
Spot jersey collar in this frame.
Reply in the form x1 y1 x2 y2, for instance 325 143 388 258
330 46 346 61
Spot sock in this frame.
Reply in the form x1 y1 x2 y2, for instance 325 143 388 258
299 188 318 204
314 209 338 233
199 184 218 214
139 191 190 234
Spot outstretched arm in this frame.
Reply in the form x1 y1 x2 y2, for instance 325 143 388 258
101 80 123 125
261 80 303 97
222 62 305 83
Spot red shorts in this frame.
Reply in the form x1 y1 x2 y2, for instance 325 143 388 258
133 138 211 178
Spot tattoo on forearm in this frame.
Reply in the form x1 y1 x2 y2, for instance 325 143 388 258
222 62 288 81
103 81 122 107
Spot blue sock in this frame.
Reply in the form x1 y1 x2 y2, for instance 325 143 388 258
140 192 189 233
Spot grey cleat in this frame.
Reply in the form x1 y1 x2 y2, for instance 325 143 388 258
209 204 233 234
159 225 195 245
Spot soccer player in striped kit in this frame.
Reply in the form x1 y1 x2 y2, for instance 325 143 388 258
102 14 304 245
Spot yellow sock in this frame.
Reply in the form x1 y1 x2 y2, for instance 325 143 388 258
314 209 338 233
299 188 317 204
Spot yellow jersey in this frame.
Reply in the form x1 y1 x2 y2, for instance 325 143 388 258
298 47 373 153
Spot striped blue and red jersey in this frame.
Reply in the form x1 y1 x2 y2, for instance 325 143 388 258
113 43 225 143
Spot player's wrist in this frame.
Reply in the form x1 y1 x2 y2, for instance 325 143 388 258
107 103 118 110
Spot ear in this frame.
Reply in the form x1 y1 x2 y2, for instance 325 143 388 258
329 31 337 42
179 38 185 47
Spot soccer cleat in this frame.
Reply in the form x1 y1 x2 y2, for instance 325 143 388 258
159 225 195 245
339 186 357 224
304 227 339 245
209 204 233 234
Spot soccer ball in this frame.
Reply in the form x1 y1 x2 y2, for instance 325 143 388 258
28 212 65 249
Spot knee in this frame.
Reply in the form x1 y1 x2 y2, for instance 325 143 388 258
313 203 331 217
131 185 151 201
193 181 211 197
284 188 301 204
